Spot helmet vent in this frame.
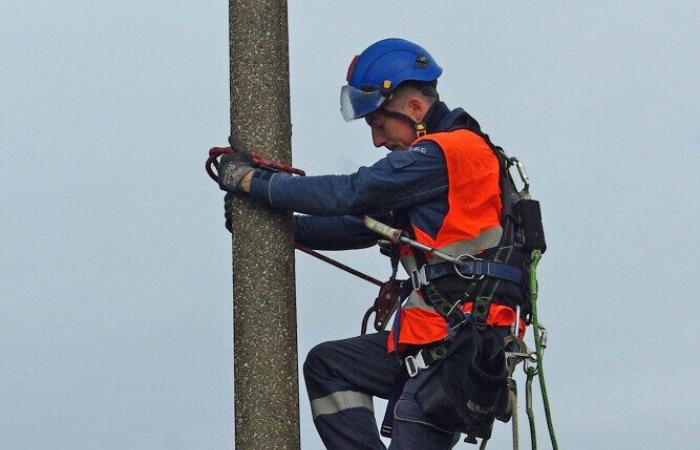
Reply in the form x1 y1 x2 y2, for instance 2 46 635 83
415 55 429 68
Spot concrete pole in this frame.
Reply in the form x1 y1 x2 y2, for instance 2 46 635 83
229 1 299 449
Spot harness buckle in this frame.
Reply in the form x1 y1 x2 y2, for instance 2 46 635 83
454 254 486 281
404 350 429 377
410 266 427 290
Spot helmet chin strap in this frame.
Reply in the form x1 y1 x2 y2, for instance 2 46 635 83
379 107 428 138
379 98 442 138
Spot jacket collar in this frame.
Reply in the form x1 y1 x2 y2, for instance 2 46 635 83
425 101 484 135
423 101 450 132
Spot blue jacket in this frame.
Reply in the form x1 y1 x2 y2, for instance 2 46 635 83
248 102 488 250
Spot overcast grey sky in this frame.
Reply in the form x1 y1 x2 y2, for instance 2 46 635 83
2 1 699 449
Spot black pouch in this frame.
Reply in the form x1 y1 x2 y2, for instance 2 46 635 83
415 324 510 440
515 199 547 252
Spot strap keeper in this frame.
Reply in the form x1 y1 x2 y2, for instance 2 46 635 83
471 296 491 330
404 350 429 377
410 267 427 290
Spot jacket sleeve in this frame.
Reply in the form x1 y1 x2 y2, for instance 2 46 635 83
294 214 387 250
249 141 448 216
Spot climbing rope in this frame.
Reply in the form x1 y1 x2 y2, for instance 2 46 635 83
527 249 558 450
525 364 538 449
207 146 373 285
510 380 519 450
500 249 557 450
206 146 305 182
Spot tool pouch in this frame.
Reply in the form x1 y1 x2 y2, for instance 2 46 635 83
415 324 510 440
515 199 547 252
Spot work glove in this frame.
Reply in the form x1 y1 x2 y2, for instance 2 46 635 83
218 149 255 192
377 239 395 257
224 192 235 232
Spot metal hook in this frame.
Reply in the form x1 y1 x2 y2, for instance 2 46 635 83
508 156 530 196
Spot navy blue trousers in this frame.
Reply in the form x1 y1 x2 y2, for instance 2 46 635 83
303 332 460 450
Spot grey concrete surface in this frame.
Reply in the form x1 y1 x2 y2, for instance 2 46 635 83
229 1 299 448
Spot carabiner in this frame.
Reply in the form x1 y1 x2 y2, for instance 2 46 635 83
509 157 530 194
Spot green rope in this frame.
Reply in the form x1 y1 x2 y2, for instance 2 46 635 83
529 250 559 450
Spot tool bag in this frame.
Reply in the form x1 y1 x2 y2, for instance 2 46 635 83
414 322 510 441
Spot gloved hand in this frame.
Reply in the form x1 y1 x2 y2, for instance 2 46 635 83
378 239 396 257
218 149 255 192
224 192 235 232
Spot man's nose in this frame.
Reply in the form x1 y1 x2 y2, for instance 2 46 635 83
371 128 385 148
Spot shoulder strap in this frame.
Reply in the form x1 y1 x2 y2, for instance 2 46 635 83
442 125 523 327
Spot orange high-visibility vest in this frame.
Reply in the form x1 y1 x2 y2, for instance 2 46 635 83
387 129 521 352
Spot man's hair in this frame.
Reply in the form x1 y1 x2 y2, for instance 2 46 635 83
393 80 439 103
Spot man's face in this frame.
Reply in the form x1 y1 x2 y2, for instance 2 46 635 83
365 100 417 151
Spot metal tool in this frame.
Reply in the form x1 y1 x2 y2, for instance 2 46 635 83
363 216 463 265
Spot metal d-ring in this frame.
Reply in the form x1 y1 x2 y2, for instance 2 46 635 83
454 253 485 281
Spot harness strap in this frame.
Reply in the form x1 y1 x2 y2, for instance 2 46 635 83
403 320 471 377
380 285 412 438
380 365 410 437
411 259 524 290
422 283 472 326
472 244 514 328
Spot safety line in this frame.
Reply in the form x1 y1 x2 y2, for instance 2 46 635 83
529 249 559 450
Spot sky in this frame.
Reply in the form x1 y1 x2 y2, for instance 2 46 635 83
2 1 699 449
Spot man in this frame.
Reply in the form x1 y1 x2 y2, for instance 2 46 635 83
219 38 530 449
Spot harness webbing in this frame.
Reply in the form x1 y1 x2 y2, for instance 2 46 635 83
471 244 514 328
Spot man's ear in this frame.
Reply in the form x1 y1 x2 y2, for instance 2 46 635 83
406 96 429 122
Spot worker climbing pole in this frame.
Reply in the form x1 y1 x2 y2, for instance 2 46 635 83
210 33 559 449
228 0 299 448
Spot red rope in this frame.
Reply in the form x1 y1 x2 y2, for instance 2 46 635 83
207 145 384 286
206 146 305 183
295 244 382 287
207 143 393 333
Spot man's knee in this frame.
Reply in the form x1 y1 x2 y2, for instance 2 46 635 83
303 340 336 384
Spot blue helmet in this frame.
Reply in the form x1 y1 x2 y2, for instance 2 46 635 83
340 38 442 121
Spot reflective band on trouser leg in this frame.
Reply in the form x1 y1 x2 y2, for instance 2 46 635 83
311 390 374 419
